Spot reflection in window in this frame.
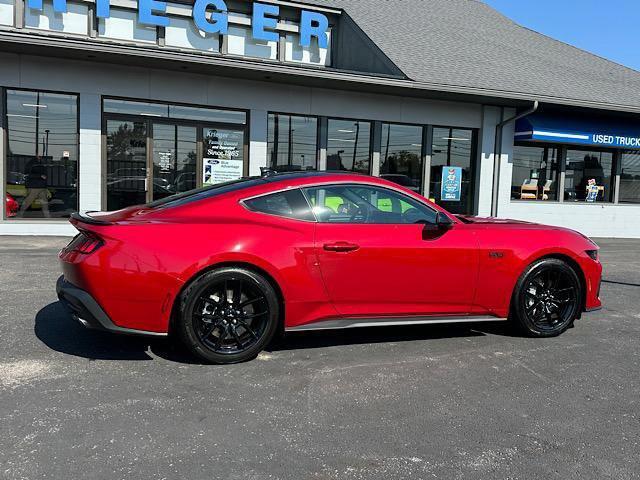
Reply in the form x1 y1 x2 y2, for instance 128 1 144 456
103 99 246 124
165 16 219 52
620 152 640 204
98 8 157 43
227 24 278 59
169 105 246 124
511 145 559 201
564 149 613 202
0 0 15 26
380 123 423 192
106 120 148 211
5 90 78 219
25 1 89 35
327 119 371 174
152 124 198 202
430 128 475 215
284 30 331 66
268 114 317 171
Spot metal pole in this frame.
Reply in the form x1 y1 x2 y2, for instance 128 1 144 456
491 101 539 217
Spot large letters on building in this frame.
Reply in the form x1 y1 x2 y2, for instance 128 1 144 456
27 0 329 48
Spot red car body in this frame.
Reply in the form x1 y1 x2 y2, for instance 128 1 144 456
5 193 18 218
58 173 602 337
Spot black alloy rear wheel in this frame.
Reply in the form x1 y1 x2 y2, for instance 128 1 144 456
512 258 582 337
178 267 279 364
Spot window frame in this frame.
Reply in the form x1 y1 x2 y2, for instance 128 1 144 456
563 145 617 204
101 95 250 209
2 86 81 222
379 121 426 193
429 125 478 215
326 117 374 175
300 181 440 225
618 150 640 204
267 112 321 172
510 142 562 203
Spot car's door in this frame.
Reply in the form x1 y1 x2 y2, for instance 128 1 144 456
303 183 480 318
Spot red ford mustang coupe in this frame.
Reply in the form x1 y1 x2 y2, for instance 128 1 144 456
6 193 18 218
57 172 602 364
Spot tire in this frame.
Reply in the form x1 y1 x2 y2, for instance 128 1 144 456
177 267 280 364
512 258 582 337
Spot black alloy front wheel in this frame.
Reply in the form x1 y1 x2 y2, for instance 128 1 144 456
512 258 582 337
178 267 280 364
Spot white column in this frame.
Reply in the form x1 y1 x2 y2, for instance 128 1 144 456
498 117 516 215
477 106 500 217
249 109 268 176
78 94 102 211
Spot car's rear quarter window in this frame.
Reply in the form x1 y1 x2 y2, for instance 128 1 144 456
244 189 315 221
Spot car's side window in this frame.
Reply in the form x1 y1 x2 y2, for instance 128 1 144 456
303 185 438 224
243 189 315 221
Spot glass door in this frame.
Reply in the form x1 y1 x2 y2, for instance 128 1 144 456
106 118 246 210
106 119 148 211
152 123 197 201
429 127 476 215
202 127 245 185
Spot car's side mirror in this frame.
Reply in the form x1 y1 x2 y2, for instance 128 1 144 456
422 212 454 240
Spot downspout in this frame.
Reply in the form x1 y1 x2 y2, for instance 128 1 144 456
491 101 539 217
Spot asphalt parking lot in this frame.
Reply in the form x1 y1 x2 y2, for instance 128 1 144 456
1 236 639 480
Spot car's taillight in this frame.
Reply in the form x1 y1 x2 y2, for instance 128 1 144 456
66 231 104 254
586 250 599 261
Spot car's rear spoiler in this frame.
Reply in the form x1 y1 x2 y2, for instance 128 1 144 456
70 211 111 226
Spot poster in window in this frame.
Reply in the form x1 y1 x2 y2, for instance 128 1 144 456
586 178 599 202
202 129 244 185
440 166 462 202
204 129 241 160
203 158 244 185
157 151 173 172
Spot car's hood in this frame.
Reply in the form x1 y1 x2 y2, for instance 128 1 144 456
455 215 535 225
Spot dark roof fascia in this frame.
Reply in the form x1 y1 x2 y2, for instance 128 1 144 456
2 30 640 114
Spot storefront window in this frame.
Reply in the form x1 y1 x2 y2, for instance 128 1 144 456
429 127 475 215
327 119 371 174
268 113 318 171
25 1 89 35
98 8 157 43
284 30 331 66
511 145 559 201
227 23 278 60
5 90 78 219
380 123 423 192
165 16 220 52
0 0 15 26
564 149 613 202
619 151 640 204
103 98 247 210
104 99 246 124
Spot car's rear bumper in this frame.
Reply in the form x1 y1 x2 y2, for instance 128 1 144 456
56 276 168 337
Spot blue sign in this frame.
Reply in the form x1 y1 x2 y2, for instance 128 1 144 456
440 166 462 202
515 114 640 149
26 0 329 49
516 130 640 149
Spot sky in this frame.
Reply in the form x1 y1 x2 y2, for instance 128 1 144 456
482 0 640 71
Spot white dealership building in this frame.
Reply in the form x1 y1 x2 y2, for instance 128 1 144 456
1 0 640 236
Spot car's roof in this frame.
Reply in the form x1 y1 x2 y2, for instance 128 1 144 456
144 171 404 211
261 171 367 182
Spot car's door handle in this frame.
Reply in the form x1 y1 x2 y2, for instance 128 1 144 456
323 242 360 252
